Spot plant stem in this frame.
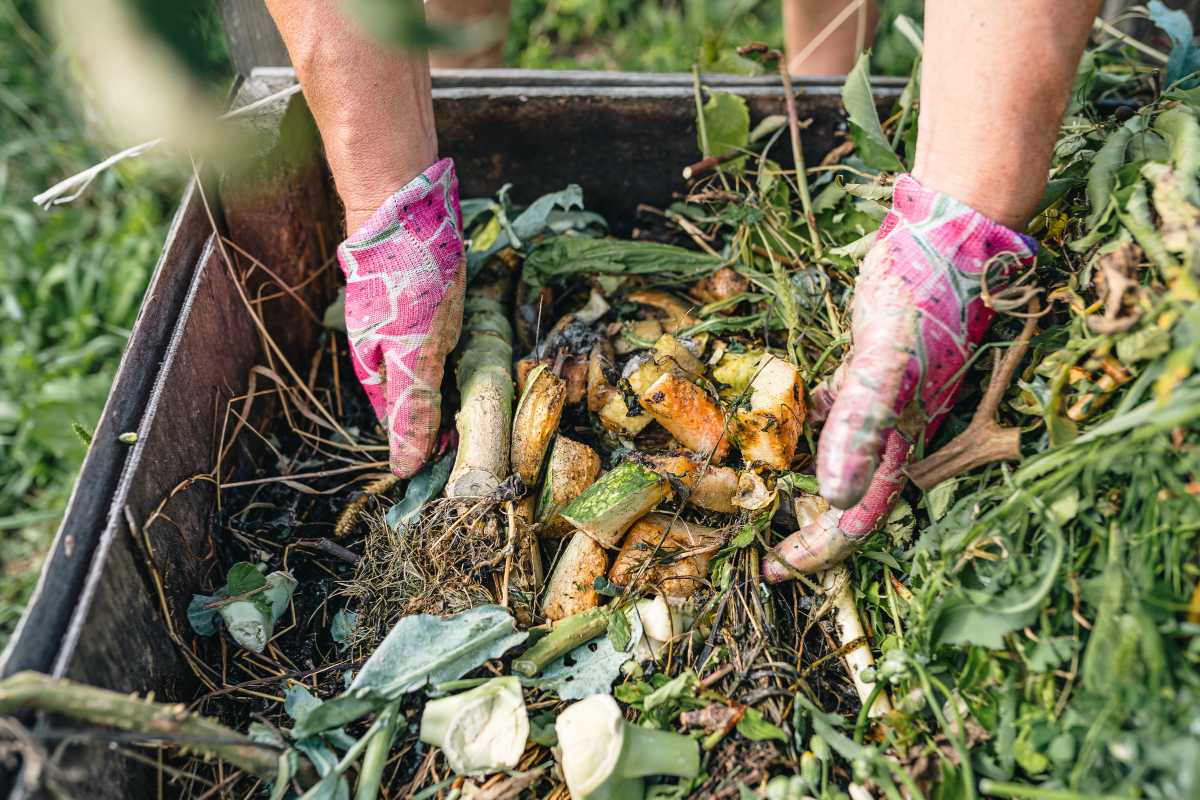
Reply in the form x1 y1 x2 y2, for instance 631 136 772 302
620 724 701 779
778 61 822 257
979 780 1134 800
512 607 609 676
0 671 295 782
354 701 400 800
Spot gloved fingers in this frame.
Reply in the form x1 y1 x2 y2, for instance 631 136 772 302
815 292 916 510
836 427 911 536
807 361 846 425
763 429 911 582
384 262 466 478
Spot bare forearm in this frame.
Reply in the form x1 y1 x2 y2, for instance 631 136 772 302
914 1 1101 229
264 0 437 232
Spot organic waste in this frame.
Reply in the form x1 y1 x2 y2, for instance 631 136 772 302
5 7 1200 800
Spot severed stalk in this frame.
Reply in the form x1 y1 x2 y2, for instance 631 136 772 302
821 567 892 719
447 272 515 498
0 671 303 782
542 531 609 621
906 308 1038 491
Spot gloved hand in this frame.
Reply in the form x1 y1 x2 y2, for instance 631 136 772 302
764 173 1036 580
338 158 466 477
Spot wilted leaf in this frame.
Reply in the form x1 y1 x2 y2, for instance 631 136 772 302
523 237 722 293
330 609 357 649
842 54 904 172
186 591 224 636
510 184 584 245
541 615 641 701
295 605 527 735
385 449 456 529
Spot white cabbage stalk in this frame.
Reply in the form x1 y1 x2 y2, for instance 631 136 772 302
555 694 699 800
219 571 296 653
419 676 528 775
626 597 694 661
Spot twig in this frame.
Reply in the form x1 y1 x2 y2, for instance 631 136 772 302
1092 17 1169 64
0 672 300 783
738 43 822 256
906 304 1039 490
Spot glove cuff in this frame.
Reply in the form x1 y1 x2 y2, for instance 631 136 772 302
337 157 463 286
882 173 1037 287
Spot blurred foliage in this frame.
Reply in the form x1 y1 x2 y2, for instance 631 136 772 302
506 0 922 75
0 0 209 644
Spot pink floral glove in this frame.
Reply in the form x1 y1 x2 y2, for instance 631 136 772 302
338 158 465 477
764 174 1036 580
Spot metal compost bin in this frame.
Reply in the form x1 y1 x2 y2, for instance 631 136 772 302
0 69 903 799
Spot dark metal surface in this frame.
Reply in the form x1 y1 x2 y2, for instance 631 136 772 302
4 70 892 797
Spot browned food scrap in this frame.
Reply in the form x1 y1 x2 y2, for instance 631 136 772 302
690 267 749 306
609 513 725 597
511 364 566 486
626 289 697 333
639 373 731 463
641 451 738 513
542 532 609 621
732 353 806 470
536 436 602 538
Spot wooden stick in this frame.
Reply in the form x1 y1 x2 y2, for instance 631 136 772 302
906 308 1038 490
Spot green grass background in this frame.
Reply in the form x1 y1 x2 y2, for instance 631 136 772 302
0 0 919 648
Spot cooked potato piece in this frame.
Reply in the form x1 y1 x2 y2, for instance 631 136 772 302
609 513 725 598
536 437 602 538
639 373 731 463
733 354 806 470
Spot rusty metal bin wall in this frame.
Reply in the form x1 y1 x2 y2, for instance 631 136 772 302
0 70 902 799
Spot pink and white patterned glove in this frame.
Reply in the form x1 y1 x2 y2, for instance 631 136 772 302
764 174 1036 580
338 158 465 477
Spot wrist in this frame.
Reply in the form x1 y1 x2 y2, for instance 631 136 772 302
910 162 1039 232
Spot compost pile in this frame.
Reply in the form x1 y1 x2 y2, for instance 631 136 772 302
9 11 1200 800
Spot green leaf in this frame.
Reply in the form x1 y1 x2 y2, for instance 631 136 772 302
1153 108 1200 204
699 91 750 165
607 606 632 651
226 562 267 595
643 669 698 713
1085 121 1134 227
1117 325 1172 364
737 707 789 742
295 605 527 735
528 711 558 747
842 54 904 172
385 449 456 529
